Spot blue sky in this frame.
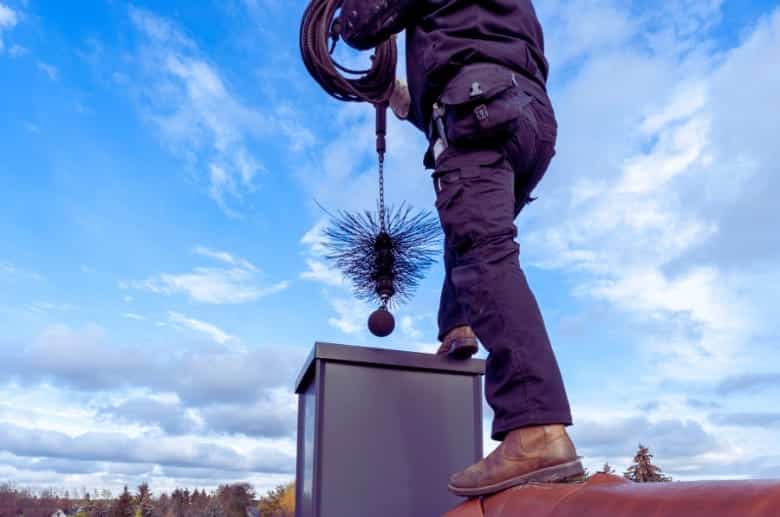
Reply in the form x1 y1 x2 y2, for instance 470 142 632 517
1 0 780 495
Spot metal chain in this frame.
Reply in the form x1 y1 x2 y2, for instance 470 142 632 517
378 154 386 232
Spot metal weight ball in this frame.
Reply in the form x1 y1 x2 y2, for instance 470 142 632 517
368 306 395 337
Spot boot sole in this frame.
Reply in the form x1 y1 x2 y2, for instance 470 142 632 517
447 338 478 360
448 459 585 497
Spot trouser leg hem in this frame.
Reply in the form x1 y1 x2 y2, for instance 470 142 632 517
491 411 573 442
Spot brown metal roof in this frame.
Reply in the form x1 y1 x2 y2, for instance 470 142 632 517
442 473 780 516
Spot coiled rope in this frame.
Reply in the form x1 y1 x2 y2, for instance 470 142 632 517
299 0 397 104
300 0 399 231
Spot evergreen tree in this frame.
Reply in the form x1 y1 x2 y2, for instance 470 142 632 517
171 488 188 517
110 486 135 517
135 483 155 517
624 444 672 482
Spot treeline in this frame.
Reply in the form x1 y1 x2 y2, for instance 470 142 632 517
0 443 673 517
0 484 73 517
0 481 295 517
577 443 674 483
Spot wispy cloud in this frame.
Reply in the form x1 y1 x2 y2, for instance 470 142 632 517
126 7 314 216
0 3 18 52
299 258 344 287
23 302 76 313
1 262 42 280
400 315 422 340
0 421 293 474
0 323 307 406
98 397 197 435
299 220 330 257
0 4 16 27
7 43 25 57
37 62 59 81
121 248 288 304
298 220 345 287
122 268 288 304
717 373 780 396
121 313 145 321
710 412 780 427
193 245 258 272
168 311 234 345
327 296 371 335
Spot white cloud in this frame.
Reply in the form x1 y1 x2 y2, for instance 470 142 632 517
199 388 297 438
411 341 441 354
299 219 330 257
299 258 344 286
0 3 17 52
8 43 25 57
0 261 42 280
123 267 288 304
126 7 313 216
193 245 258 272
400 315 422 340
121 313 145 321
523 4 780 386
0 324 307 491
168 311 234 345
0 422 293 474
25 301 75 314
327 296 371 335
121 248 288 304
98 397 197 435
37 62 59 80
536 0 637 67
0 323 309 408
0 4 16 27
299 220 346 286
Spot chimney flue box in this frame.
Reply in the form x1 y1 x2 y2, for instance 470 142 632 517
294 342 486 517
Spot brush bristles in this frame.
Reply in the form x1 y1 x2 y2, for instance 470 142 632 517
320 202 442 308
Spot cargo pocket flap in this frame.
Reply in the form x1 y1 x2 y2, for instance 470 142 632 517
434 182 463 210
440 65 518 106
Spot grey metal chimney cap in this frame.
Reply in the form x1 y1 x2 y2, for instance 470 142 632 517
294 341 485 394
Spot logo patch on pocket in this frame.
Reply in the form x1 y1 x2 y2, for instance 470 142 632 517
474 104 489 123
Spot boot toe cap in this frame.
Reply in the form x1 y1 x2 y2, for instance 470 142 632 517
449 465 481 489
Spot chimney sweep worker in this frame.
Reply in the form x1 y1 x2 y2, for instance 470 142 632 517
339 0 584 497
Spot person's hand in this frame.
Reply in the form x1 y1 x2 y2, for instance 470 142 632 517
389 79 410 120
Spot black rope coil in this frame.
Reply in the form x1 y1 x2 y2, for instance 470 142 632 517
299 0 397 104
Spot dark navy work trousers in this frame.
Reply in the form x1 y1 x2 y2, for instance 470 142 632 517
430 79 573 441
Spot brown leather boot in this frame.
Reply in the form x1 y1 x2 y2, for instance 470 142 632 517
448 424 584 497
436 325 478 359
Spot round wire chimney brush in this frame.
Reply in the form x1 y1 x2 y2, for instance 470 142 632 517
318 200 441 336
